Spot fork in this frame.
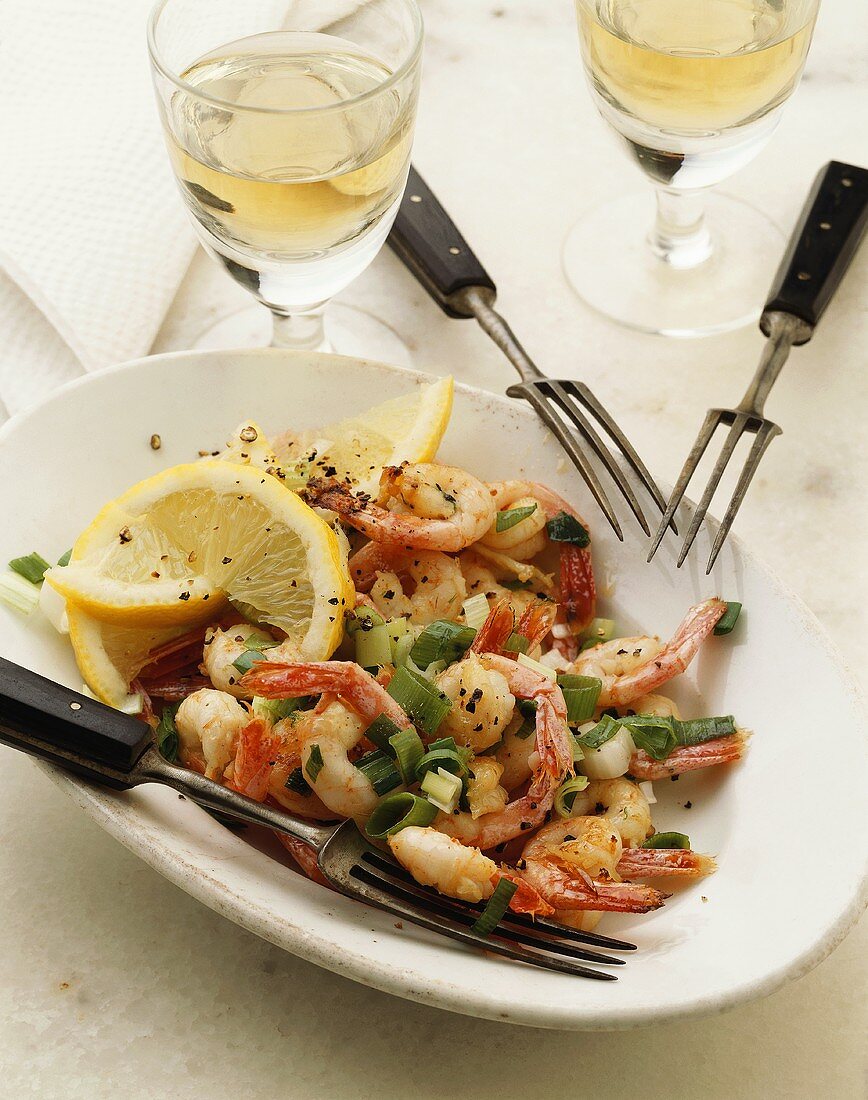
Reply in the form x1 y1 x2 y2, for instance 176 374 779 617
387 166 671 542
648 160 868 573
0 657 635 978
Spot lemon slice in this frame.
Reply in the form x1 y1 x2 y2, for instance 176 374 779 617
275 376 453 495
46 462 351 659
67 606 192 708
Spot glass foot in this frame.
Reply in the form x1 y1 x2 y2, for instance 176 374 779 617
192 301 413 367
562 191 785 338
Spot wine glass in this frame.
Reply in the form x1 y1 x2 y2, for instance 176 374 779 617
565 0 820 337
148 0 423 359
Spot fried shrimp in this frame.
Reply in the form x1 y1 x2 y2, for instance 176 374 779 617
348 543 466 625
305 462 496 551
434 651 515 753
175 688 248 780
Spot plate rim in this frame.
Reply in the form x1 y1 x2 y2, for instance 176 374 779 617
3 345 867 1030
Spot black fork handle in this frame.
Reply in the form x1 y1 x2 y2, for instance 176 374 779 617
0 657 152 789
761 160 868 342
388 166 496 318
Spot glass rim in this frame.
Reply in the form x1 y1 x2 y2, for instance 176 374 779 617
147 0 424 115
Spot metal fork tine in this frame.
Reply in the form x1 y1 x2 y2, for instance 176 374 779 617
705 423 781 574
511 383 624 541
348 864 617 978
676 414 751 568
570 381 677 532
356 849 624 963
647 410 722 562
546 381 651 535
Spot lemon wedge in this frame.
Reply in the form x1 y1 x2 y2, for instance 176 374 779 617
275 376 453 495
67 606 193 708
46 463 351 660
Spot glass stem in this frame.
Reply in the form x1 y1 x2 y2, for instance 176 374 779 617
270 306 332 352
649 187 713 270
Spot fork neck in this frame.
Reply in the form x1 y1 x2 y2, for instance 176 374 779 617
135 747 337 850
451 285 546 385
737 311 814 417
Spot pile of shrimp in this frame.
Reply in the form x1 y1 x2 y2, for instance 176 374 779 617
138 461 745 933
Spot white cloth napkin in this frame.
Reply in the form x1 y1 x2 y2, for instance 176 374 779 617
0 0 197 417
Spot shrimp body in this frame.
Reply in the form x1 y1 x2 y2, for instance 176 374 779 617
240 661 413 820
305 463 496 551
202 623 299 698
434 652 516 753
434 654 573 849
175 688 248 780
389 827 553 915
569 778 653 848
349 544 466 625
519 817 668 913
570 598 727 708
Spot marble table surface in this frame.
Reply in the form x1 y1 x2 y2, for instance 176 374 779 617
1 0 865 1095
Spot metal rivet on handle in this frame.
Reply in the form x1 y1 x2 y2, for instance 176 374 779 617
410 194 422 203
69 702 81 711
449 246 461 255
797 271 811 281
819 221 831 230
841 178 852 187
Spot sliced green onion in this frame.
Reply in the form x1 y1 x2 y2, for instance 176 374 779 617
502 579 530 591
546 511 590 547
0 573 40 616
421 767 463 813
713 602 742 636
570 734 585 762
386 618 411 661
495 504 537 533
419 658 447 681
365 792 438 839
471 878 517 936
462 593 491 631
8 552 50 585
514 699 537 740
503 632 529 655
243 631 278 651
580 637 602 652
345 606 386 635
392 633 416 669
305 743 324 782
355 622 393 670
285 767 312 796
410 619 476 667
642 831 691 850
57 548 72 568
554 775 590 817
427 736 473 768
386 665 452 735
253 696 303 723
232 649 266 675
618 715 677 761
577 713 622 750
366 714 402 754
354 749 402 795
415 747 467 782
557 674 602 723
581 617 616 644
674 715 737 745
156 705 179 762
516 651 557 681
389 726 425 784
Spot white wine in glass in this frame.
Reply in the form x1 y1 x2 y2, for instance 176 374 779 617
149 1 422 357
566 0 819 337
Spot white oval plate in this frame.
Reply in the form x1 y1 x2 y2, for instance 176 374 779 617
0 348 865 1030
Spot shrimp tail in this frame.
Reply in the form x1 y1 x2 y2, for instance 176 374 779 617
559 545 596 634
629 731 747 780
471 599 515 655
495 870 556 918
515 599 558 648
229 717 281 802
617 847 717 879
276 834 331 888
